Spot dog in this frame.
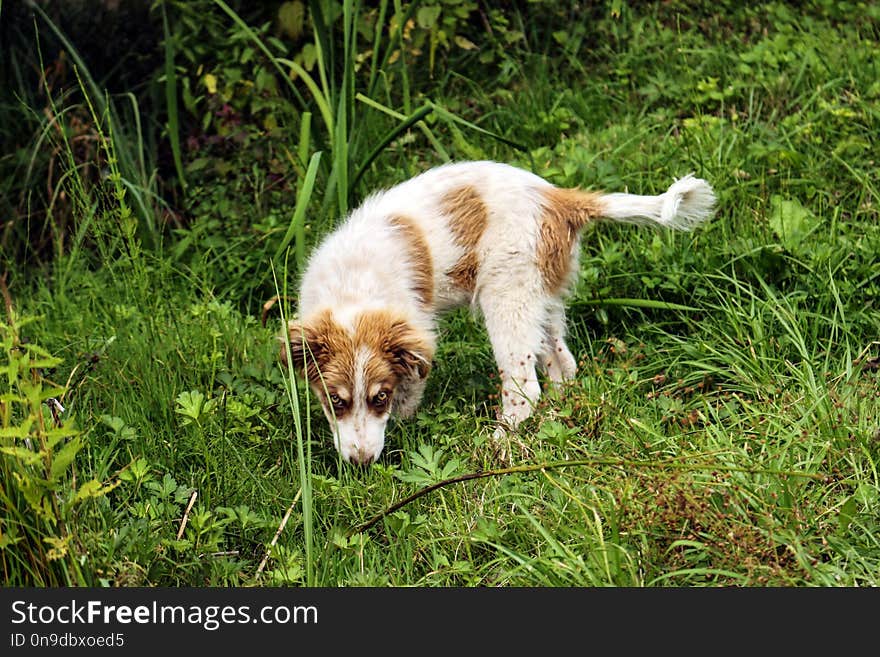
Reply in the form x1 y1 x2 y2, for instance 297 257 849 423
281 161 715 464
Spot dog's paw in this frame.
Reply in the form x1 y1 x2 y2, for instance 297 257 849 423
487 424 531 465
491 423 509 440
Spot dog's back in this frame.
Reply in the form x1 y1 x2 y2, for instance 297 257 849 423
299 161 555 319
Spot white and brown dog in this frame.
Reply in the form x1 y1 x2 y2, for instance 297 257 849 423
282 161 715 464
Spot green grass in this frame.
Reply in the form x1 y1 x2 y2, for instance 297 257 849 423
1 1 878 587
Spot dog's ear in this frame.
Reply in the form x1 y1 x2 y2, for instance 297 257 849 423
279 320 316 374
385 322 434 380
281 312 352 383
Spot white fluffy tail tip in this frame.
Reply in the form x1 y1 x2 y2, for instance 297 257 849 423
659 174 716 231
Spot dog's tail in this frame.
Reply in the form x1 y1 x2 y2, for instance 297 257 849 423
598 174 716 231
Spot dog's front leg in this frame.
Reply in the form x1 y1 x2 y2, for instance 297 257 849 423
489 357 541 464
496 358 541 428
482 311 544 435
392 376 427 419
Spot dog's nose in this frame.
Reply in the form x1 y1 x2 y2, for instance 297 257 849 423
349 445 374 466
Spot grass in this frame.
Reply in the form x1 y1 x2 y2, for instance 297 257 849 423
1 1 878 587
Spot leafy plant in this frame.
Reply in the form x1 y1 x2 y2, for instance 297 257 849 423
0 313 118 585
396 444 464 486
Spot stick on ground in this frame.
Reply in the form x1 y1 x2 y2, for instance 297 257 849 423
176 490 198 540
257 487 302 575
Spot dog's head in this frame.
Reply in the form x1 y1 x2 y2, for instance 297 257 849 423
280 309 433 465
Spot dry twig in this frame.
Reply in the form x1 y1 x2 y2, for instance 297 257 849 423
256 487 302 575
0 272 14 322
176 490 198 540
261 295 297 327
348 457 828 537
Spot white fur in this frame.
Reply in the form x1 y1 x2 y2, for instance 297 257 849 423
601 173 716 230
327 347 390 464
294 161 715 463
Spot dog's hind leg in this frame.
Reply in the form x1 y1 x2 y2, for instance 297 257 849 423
539 299 578 385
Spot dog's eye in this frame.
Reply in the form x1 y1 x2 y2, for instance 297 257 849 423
329 393 346 408
372 391 389 407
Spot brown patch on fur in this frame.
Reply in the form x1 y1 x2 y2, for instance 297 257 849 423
446 250 479 291
538 186 607 293
441 185 489 292
353 310 434 380
388 215 434 310
443 186 489 248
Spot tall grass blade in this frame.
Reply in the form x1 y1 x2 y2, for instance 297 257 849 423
571 297 702 312
273 261 315 586
391 0 412 113
366 0 389 95
354 93 450 162
275 151 323 269
297 111 313 169
162 3 186 191
276 58 334 135
351 103 434 190
333 0 356 215
431 103 528 152
307 0 335 109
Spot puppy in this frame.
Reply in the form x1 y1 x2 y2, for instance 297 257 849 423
282 161 715 464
